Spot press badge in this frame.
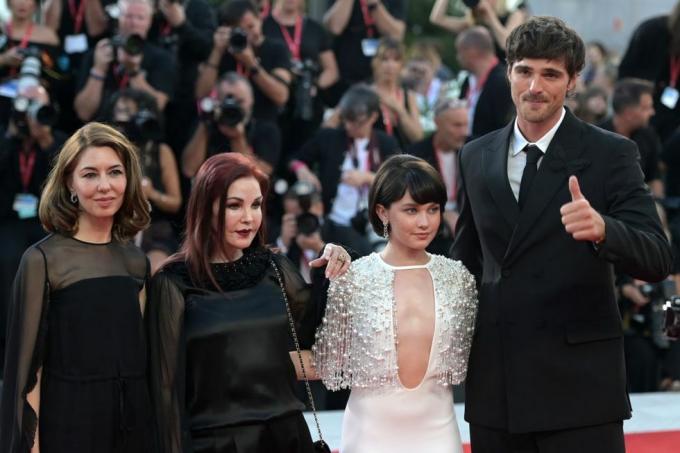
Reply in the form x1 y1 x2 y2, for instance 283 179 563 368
13 193 38 219
64 34 88 54
361 38 379 57
661 86 680 109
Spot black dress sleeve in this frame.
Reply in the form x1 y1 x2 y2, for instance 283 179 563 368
272 254 315 348
146 268 189 453
0 246 49 453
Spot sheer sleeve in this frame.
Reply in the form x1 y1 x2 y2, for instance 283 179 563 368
146 269 189 453
311 268 357 391
271 254 314 348
0 246 49 452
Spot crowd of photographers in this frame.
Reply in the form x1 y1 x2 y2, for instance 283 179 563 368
1 0 680 401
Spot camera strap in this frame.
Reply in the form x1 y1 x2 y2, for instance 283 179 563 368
276 15 304 61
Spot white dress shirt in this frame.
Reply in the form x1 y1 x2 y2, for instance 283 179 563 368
507 107 566 200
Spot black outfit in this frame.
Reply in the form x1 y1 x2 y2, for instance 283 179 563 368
619 15 680 142
147 248 316 453
459 61 514 140
598 119 662 183
76 40 177 120
328 0 407 85
451 109 672 451
0 132 67 374
373 86 416 149
215 39 291 122
262 15 332 161
149 0 216 152
205 119 281 170
0 234 153 452
490 2 528 61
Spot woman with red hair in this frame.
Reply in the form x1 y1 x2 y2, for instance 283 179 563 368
146 152 350 453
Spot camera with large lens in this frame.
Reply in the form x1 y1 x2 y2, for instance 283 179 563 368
288 181 321 236
629 280 677 348
664 295 680 340
462 0 480 8
291 59 320 121
229 28 248 53
11 97 58 137
111 34 145 57
198 95 245 127
118 108 161 144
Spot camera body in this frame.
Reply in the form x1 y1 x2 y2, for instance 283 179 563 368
291 59 320 122
198 95 246 127
118 109 161 144
462 0 480 8
288 181 321 236
664 296 680 340
229 28 249 53
11 47 58 136
111 34 145 57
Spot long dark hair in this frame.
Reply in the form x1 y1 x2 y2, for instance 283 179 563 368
167 153 269 290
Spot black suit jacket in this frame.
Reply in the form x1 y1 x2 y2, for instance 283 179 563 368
460 62 515 140
293 127 400 214
451 110 672 433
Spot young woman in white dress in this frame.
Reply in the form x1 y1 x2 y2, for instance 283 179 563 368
313 154 478 453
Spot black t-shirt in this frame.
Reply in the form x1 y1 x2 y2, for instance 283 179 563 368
262 15 332 63
327 0 406 85
216 38 291 122
0 130 67 220
75 40 177 118
599 118 661 183
206 119 281 169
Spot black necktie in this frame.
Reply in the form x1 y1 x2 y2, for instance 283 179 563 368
518 144 542 210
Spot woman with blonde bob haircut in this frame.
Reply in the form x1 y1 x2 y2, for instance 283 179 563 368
1 122 154 452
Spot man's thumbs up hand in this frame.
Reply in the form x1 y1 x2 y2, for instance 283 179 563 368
560 176 606 243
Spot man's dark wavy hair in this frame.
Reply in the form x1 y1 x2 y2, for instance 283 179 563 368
506 16 585 78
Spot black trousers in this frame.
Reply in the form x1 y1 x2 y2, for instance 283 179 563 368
470 421 625 453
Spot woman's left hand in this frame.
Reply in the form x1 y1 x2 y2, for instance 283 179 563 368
309 243 351 280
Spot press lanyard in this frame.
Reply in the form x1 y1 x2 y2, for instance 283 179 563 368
434 147 457 203
19 147 37 192
670 57 680 88
114 64 130 88
6 21 34 49
358 0 375 38
68 0 88 34
380 88 403 136
466 56 498 100
277 15 303 61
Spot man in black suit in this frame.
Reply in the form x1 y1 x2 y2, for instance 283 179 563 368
456 26 514 139
452 16 673 452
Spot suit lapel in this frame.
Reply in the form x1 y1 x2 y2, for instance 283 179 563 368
503 110 587 264
483 123 519 229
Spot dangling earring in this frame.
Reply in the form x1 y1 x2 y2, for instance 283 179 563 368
70 192 78 204
383 221 389 239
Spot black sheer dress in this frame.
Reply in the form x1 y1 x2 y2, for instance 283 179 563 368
0 233 154 453
147 247 317 453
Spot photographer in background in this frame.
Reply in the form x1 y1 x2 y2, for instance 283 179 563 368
102 88 181 273
149 0 216 152
263 0 339 161
276 181 326 283
0 83 66 376
182 71 280 178
73 0 176 122
290 84 399 256
0 0 61 129
196 0 291 123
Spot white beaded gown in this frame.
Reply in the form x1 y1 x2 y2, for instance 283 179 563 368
313 253 477 453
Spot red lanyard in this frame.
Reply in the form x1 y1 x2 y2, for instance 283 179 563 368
19 147 37 192
670 57 680 88
358 0 375 38
466 56 498 100
114 64 130 88
434 148 457 202
277 15 303 61
380 89 403 136
67 0 88 34
7 21 34 49
236 62 249 77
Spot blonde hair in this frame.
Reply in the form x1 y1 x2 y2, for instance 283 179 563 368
39 122 150 242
